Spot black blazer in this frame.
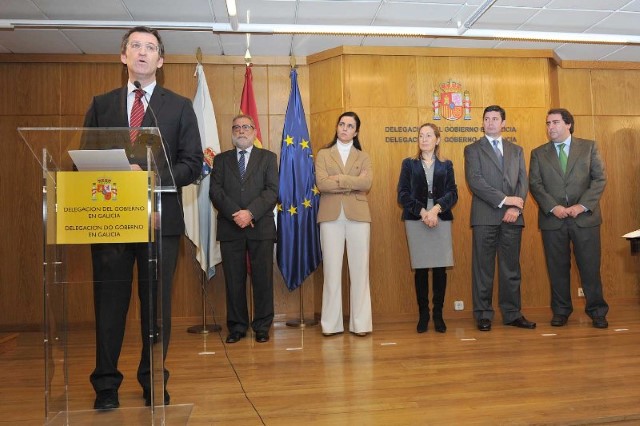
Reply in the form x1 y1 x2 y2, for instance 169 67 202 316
210 147 279 241
83 85 203 235
397 157 458 221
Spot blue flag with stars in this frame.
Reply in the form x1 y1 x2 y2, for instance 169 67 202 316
277 68 322 291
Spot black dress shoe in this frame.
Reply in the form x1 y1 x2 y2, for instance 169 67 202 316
592 316 608 329
507 316 536 329
433 316 447 333
143 389 171 407
550 314 568 327
477 318 491 331
94 390 119 410
255 331 270 343
225 331 246 343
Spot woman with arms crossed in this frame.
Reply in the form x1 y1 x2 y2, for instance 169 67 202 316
316 112 373 337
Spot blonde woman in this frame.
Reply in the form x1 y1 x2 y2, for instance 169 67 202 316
397 123 458 333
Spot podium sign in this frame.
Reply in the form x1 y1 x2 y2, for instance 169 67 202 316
56 171 151 244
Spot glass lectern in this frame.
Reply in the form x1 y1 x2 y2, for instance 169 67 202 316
18 127 192 425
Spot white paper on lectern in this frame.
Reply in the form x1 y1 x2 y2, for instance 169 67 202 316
622 229 640 238
622 229 640 239
69 149 131 171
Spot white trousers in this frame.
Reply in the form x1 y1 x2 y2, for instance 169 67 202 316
320 210 372 334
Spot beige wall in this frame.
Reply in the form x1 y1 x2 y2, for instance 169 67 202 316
1 47 639 330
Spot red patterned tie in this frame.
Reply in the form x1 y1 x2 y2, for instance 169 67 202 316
129 89 145 144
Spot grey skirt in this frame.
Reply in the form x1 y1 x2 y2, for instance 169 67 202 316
404 219 454 269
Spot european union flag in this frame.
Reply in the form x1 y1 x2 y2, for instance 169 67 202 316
277 69 322 291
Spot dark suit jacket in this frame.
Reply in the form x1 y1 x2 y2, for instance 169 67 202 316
397 157 458 221
83 85 203 235
210 147 279 241
529 137 606 230
464 136 528 227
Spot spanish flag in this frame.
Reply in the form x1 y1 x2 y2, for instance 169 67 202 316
239 65 263 148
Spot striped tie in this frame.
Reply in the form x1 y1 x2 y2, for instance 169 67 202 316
129 89 145 144
238 150 247 179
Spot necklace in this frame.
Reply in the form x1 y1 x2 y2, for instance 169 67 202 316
421 154 435 166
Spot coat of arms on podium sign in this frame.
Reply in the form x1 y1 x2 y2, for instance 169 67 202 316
432 79 471 121
93 177 117 201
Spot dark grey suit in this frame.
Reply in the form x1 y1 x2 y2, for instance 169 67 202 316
210 147 279 334
529 137 608 318
464 136 528 323
84 85 202 393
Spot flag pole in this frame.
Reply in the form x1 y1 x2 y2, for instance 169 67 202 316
286 284 318 328
187 270 221 334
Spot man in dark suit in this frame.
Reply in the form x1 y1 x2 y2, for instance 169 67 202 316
210 114 278 344
83 26 202 409
529 108 609 328
464 105 536 331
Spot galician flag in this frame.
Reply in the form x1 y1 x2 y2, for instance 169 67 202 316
182 63 222 279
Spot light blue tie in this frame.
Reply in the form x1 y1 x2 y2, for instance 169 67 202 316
238 150 247 179
491 139 503 168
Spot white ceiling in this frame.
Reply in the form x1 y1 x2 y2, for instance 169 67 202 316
1 0 640 62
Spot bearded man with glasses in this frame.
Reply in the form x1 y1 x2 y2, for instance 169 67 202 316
210 114 279 345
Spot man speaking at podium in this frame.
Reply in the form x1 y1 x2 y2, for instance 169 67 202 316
83 26 202 409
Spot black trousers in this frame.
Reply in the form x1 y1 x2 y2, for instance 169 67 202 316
220 238 274 334
89 235 179 393
541 220 609 318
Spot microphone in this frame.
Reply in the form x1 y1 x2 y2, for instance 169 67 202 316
133 80 159 129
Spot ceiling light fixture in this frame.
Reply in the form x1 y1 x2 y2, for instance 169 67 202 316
225 0 238 31
459 0 497 35
1 19 639 47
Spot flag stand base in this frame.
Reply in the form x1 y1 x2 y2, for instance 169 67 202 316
187 324 221 334
285 318 318 328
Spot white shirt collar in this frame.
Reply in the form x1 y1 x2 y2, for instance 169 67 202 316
128 80 156 97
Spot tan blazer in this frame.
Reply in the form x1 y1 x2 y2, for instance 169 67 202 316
315 144 373 223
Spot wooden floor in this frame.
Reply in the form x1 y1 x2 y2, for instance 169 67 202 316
2 307 640 426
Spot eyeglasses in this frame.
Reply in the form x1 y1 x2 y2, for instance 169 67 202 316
127 41 160 53
232 124 255 132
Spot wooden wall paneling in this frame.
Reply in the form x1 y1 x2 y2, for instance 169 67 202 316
572 116 597 146
480 57 549 108
593 116 640 300
591 69 640 116
556 68 593 115
308 56 343 114
0 64 61 116
61 63 125 115
160 63 199 100
548 60 560 108
344 55 418 108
